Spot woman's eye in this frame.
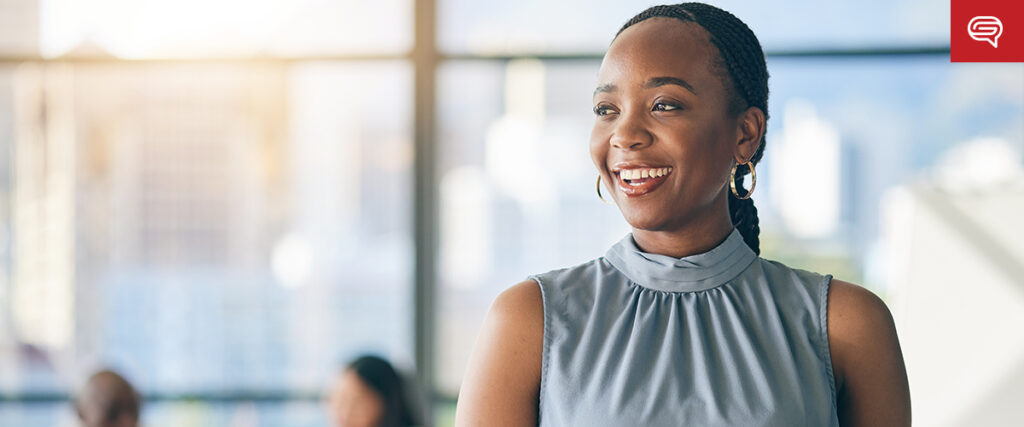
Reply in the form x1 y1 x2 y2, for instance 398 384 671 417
593 105 616 116
653 102 680 111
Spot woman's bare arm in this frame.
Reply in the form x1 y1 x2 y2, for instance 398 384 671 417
455 280 545 427
828 279 911 426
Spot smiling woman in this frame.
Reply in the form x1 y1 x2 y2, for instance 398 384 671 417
455 3 911 426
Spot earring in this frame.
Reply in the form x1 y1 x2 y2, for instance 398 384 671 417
730 161 757 200
597 175 614 205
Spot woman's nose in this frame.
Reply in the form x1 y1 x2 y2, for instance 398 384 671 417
609 111 653 150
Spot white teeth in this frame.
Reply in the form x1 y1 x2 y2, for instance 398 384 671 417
620 167 671 180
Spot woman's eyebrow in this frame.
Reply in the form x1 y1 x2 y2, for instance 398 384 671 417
646 76 697 95
593 83 616 97
593 77 698 98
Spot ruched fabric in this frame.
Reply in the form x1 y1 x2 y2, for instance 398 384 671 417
529 228 839 426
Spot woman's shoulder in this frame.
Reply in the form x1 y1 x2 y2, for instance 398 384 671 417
456 279 544 424
755 257 833 287
492 254 614 328
491 279 544 318
752 258 893 328
744 257 836 310
825 278 901 384
824 278 910 424
751 259 909 421
528 256 612 290
826 279 892 326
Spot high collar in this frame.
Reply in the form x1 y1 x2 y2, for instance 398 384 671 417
604 228 757 292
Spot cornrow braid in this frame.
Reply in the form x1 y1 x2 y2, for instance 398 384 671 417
617 2 768 255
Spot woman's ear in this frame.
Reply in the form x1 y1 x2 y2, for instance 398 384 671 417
735 106 765 162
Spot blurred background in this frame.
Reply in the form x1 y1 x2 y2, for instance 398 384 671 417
0 0 1021 426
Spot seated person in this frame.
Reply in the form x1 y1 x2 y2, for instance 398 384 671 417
326 355 422 427
75 369 141 427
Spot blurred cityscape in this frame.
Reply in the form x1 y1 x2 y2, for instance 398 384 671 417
0 0 1022 426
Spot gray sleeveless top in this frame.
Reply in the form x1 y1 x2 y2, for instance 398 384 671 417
529 228 839 426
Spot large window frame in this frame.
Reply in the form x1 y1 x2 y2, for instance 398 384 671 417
0 0 951 423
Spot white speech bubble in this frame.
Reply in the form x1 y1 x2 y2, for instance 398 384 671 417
968 16 1003 48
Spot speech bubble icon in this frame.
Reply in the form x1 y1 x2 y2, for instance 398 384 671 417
968 16 1003 48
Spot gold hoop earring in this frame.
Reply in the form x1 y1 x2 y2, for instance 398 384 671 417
597 175 614 205
730 161 757 200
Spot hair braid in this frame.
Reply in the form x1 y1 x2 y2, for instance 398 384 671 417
616 2 769 255
728 176 761 255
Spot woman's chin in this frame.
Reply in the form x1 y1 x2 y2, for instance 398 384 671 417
619 208 672 231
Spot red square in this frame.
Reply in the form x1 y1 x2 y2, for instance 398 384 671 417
951 0 1024 62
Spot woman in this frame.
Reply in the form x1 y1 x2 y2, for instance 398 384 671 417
327 355 422 427
455 3 910 426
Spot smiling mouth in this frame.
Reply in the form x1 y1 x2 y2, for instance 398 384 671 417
614 167 673 196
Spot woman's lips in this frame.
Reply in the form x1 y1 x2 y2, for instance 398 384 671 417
614 167 672 197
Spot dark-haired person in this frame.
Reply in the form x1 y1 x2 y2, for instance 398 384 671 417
327 355 422 427
75 369 141 427
455 3 910 426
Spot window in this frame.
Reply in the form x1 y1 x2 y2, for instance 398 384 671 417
0 49 413 427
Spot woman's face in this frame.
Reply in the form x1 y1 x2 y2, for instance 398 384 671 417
591 18 748 232
327 369 385 427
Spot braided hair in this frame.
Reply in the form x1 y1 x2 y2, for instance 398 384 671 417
616 3 768 255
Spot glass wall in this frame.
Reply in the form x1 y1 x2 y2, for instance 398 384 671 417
0 57 414 427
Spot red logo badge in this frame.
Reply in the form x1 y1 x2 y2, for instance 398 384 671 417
951 0 1024 62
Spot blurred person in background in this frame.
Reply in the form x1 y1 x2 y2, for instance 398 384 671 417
74 369 141 427
326 355 423 427
456 3 910 426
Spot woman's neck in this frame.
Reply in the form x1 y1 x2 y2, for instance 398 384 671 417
631 215 734 259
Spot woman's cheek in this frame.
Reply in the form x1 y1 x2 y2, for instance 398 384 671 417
589 135 609 169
